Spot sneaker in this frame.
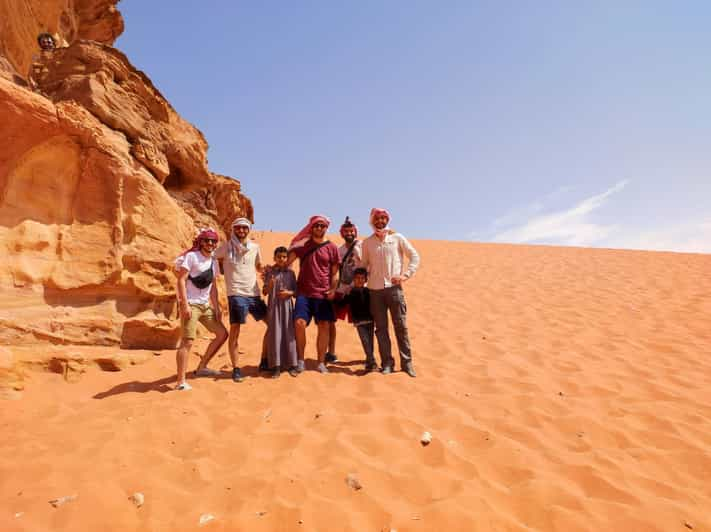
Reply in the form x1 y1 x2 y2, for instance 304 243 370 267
403 363 417 378
231 367 243 383
364 362 377 373
317 362 330 374
175 382 192 391
288 366 299 377
271 368 281 379
325 352 338 363
259 358 269 372
381 365 393 375
296 360 305 373
195 367 220 377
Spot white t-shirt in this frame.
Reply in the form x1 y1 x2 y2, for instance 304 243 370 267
177 251 218 305
214 240 262 297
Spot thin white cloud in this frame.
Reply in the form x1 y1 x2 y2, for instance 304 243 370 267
491 185 574 229
609 218 711 254
492 180 629 246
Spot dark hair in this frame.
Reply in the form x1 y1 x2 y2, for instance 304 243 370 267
353 267 368 278
274 246 288 257
37 33 56 50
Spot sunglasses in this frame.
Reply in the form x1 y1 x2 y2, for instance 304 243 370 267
313 223 327 229
203 239 218 244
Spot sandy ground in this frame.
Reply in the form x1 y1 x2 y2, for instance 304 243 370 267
2 232 711 531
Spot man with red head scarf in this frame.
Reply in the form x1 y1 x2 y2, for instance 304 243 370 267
326 216 363 363
360 209 420 377
287 215 340 374
174 228 228 390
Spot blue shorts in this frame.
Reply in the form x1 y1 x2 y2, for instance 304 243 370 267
294 296 335 325
228 295 268 324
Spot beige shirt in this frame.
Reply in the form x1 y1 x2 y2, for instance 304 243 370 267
360 233 420 290
215 240 262 297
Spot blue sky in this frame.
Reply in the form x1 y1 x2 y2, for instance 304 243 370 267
117 1 710 252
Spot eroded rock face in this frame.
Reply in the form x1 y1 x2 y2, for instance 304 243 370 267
0 3 253 350
0 0 122 79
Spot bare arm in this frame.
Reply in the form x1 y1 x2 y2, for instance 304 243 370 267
326 262 339 300
209 280 221 319
286 250 298 267
176 268 190 318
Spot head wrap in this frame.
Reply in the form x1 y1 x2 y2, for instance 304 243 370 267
232 217 251 229
340 216 358 238
175 227 219 265
229 217 252 260
289 215 331 250
369 208 391 239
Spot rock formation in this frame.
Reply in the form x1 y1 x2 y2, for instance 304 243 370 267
0 1 253 359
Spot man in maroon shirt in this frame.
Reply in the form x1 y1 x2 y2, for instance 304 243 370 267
288 215 340 374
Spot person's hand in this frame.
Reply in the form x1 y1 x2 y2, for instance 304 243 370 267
180 304 191 319
325 288 336 301
391 275 407 286
278 289 292 300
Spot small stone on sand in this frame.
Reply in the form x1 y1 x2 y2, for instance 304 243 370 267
199 513 215 526
129 492 144 507
49 494 77 508
420 431 432 446
345 473 363 490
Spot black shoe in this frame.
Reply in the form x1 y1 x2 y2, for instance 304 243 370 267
231 367 243 382
271 368 281 379
259 358 269 372
325 352 338 363
381 365 393 375
403 363 417 378
288 366 299 377
364 362 377 372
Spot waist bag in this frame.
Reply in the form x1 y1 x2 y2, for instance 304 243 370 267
189 260 214 289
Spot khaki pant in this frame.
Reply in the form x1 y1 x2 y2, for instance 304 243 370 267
181 303 222 340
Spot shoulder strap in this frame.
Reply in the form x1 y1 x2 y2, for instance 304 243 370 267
339 243 356 280
301 240 330 261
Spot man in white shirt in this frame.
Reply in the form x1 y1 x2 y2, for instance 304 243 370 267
214 218 268 383
175 228 228 390
360 208 420 377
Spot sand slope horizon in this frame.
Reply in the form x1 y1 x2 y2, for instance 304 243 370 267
2 233 710 531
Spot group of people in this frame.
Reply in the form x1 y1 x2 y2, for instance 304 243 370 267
173 209 420 390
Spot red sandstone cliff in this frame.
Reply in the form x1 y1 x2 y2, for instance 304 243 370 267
0 0 253 366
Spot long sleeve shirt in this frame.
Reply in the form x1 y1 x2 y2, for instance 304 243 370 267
360 233 420 290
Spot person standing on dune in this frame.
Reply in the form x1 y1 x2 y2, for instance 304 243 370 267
360 208 420 377
327 216 362 364
214 217 269 383
174 228 228 390
287 215 340 374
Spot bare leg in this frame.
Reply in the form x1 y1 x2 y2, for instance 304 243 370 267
196 324 228 371
176 339 193 384
295 318 307 362
328 321 336 354
316 321 330 363
228 323 241 368
261 321 269 359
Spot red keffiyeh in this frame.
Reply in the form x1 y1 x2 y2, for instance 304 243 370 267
289 215 330 250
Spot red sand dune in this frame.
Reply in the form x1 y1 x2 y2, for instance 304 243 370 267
2 232 711 531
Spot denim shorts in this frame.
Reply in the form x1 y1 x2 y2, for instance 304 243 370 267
228 295 268 324
294 295 335 325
